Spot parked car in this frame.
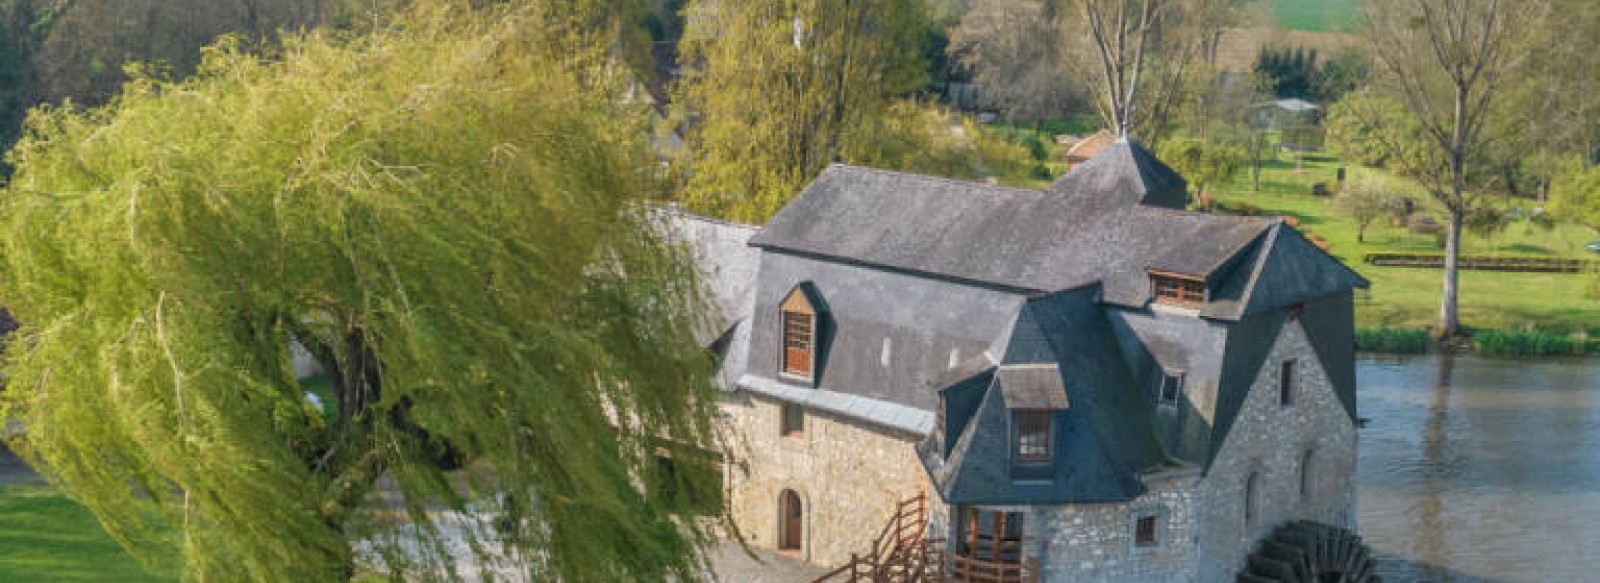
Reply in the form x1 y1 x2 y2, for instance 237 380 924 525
1586 240 1600 253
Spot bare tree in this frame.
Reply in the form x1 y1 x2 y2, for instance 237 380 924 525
948 0 1083 126
1075 0 1166 136
1363 0 1545 337
1064 0 1233 140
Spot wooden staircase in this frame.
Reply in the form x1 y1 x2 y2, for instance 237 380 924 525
814 493 1038 583
813 493 931 582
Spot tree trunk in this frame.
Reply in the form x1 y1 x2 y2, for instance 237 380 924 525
1438 207 1463 337
1357 222 1365 243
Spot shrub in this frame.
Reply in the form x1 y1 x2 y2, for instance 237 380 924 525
1019 134 1049 161
1355 327 1431 353
1472 329 1587 356
1311 182 1331 197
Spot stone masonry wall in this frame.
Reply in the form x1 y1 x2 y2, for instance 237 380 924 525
720 391 934 568
1194 319 1359 583
1031 471 1201 582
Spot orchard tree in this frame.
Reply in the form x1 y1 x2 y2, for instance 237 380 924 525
0 2 720 581
1157 137 1243 209
1335 174 1395 242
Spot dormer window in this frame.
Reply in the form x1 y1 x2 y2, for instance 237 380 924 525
1150 270 1206 308
780 286 817 380
1013 410 1051 463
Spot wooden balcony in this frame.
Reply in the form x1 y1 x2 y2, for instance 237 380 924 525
924 538 1039 583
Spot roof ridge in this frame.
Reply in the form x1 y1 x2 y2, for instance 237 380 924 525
826 163 1046 198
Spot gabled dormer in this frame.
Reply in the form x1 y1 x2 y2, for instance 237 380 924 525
920 289 1167 505
776 282 827 386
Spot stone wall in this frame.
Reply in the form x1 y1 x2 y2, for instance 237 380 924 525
720 391 934 568
1029 470 1201 582
1193 319 1359 583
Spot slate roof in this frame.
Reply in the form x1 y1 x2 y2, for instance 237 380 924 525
922 288 1171 504
718 139 1367 504
994 364 1070 410
657 207 762 343
749 139 1355 320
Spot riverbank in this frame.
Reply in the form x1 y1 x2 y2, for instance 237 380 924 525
1357 326 1599 356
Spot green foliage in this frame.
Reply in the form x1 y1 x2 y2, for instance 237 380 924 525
1463 205 1510 246
1354 327 1431 353
1549 160 1600 228
972 124 1044 185
1156 137 1244 205
847 102 984 181
0 2 719 582
1323 92 1435 171
1472 329 1588 356
1253 45 1370 103
673 0 931 223
1334 174 1393 242
1253 45 1320 99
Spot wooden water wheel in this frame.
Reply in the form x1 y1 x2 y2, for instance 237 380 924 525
1237 521 1379 583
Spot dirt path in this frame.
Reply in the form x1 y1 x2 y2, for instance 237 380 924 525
704 539 829 583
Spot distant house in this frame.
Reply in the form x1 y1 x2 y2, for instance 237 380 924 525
674 140 1375 582
1062 129 1117 169
1250 99 1323 131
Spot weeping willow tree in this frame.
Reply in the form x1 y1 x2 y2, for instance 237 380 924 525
0 1 721 581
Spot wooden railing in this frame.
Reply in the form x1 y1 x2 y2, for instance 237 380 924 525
814 495 1040 583
924 538 1038 583
813 492 929 583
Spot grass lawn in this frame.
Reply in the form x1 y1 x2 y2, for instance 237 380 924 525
1211 152 1600 333
0 484 172 582
1269 0 1359 32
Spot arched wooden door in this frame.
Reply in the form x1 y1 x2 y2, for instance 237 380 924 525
779 489 803 553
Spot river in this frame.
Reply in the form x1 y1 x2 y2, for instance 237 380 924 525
1357 353 1600 583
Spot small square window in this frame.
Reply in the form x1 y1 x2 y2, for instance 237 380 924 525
780 402 805 437
1158 373 1185 406
1135 515 1159 547
1279 359 1296 407
1014 411 1051 462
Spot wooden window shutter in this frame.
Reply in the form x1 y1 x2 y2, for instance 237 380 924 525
780 287 816 379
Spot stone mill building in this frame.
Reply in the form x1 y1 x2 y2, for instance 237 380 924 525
671 139 1378 582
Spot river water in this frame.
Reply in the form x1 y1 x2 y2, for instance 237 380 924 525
1357 354 1600 583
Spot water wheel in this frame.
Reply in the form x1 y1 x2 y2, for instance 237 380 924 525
1237 521 1379 583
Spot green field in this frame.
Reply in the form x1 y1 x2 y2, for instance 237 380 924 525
1270 0 1359 32
0 484 172 582
1211 153 1600 334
